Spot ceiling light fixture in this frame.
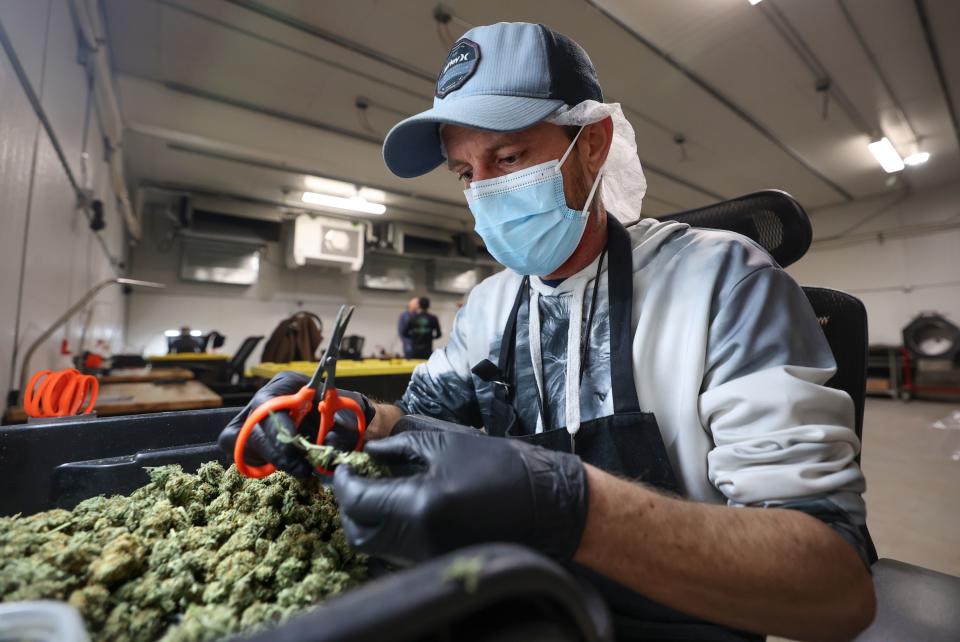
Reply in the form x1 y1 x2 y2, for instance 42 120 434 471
904 151 930 166
301 191 386 215
303 176 356 197
868 137 905 173
748 0 764 5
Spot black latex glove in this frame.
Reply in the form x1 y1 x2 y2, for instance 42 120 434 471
332 415 589 564
217 371 376 477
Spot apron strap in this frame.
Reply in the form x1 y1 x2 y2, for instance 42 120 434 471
606 217 642 414
471 275 529 398
499 275 528 381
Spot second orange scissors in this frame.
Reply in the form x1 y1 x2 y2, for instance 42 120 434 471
234 305 366 478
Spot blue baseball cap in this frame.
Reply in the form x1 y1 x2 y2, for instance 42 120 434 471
382 22 603 178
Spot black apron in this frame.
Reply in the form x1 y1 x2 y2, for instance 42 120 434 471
472 217 763 642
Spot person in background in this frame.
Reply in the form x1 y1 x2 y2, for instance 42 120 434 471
397 297 419 358
404 297 442 359
169 326 202 354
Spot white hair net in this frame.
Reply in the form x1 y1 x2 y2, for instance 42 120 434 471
546 101 646 223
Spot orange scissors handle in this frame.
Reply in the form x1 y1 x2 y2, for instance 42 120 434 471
234 385 316 478
315 389 367 475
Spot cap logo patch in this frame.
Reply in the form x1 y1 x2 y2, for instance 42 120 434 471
436 38 480 98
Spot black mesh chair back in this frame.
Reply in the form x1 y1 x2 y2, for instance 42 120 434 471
659 190 812 268
804 287 878 564
224 336 264 383
801 288 869 446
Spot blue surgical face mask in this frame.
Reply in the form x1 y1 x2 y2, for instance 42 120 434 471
464 126 603 276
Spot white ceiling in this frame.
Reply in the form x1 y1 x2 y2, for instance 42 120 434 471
104 0 960 226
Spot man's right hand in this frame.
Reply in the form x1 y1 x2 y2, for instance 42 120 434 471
332 415 588 564
217 371 376 477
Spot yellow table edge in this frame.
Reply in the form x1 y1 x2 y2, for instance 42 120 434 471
251 359 426 379
147 354 231 361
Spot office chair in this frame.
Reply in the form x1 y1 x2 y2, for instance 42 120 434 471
199 331 226 352
222 336 264 385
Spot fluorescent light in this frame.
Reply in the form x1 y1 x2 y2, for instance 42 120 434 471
190 330 203 337
301 191 386 215
748 0 763 5
303 176 356 197
868 137 904 173
164 330 179 337
904 151 930 166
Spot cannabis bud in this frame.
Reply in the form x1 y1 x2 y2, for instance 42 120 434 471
0 461 379 641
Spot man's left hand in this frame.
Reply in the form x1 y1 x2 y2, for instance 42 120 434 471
332 416 589 564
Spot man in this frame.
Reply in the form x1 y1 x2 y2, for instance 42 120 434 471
403 296 442 359
397 297 419 358
221 22 874 640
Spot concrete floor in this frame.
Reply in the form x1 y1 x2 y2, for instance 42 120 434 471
860 397 960 576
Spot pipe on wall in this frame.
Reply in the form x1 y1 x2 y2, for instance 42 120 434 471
68 0 142 240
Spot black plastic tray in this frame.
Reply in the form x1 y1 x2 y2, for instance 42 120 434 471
0 407 238 516
234 543 613 642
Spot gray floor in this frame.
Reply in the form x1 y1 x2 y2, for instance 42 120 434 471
860 397 960 576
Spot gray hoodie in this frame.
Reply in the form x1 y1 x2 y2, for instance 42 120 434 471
398 218 868 562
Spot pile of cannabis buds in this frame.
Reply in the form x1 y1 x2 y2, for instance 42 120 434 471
0 445 384 642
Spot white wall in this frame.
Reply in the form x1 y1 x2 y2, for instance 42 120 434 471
0 0 127 403
788 180 960 345
125 208 463 362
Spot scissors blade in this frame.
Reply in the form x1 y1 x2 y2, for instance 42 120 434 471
324 305 355 362
304 358 327 391
308 305 355 391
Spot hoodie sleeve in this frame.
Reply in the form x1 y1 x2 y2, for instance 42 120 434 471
396 305 483 427
699 265 870 565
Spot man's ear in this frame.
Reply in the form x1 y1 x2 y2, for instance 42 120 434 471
582 116 614 174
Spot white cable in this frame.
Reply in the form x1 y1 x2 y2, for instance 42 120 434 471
564 283 587 439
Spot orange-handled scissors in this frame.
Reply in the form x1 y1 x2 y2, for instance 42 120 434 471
234 305 366 478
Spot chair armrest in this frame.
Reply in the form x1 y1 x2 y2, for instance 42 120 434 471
855 558 960 641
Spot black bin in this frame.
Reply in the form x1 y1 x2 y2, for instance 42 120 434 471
0 410 612 642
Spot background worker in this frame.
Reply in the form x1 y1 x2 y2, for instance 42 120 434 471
168 326 202 354
403 297 442 359
397 297 419 358
221 22 875 641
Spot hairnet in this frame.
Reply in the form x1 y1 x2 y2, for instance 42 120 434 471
546 101 646 223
